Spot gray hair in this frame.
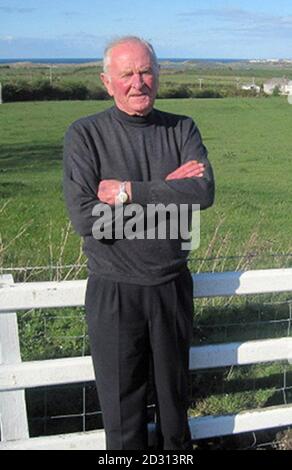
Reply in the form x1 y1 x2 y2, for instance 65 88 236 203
103 36 159 75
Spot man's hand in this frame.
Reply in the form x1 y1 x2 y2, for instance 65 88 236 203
166 160 205 181
97 180 132 205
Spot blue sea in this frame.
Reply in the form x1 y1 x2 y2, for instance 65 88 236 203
0 57 246 65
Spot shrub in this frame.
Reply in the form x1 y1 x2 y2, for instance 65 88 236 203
32 80 55 100
87 86 109 100
193 89 223 98
60 81 89 100
3 81 34 101
158 84 193 99
272 86 281 97
2 80 91 101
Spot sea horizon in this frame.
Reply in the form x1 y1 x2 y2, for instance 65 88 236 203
0 57 249 65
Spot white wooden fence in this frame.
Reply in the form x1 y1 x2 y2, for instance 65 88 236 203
1 268 292 450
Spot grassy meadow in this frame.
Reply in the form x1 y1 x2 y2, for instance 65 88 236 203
1 95 292 438
0 96 292 274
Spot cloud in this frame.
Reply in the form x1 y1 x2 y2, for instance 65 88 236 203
0 33 109 58
178 7 292 30
177 7 292 44
0 35 14 43
0 6 36 14
179 8 255 20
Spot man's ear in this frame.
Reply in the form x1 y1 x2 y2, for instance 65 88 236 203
100 73 113 97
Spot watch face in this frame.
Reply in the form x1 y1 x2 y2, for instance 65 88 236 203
118 191 128 204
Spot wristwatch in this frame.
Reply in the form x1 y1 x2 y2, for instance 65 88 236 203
117 182 129 204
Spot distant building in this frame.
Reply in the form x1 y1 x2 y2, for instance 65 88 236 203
286 82 292 95
263 78 292 95
241 83 261 93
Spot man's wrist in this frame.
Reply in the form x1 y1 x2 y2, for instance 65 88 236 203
115 181 132 204
124 181 132 202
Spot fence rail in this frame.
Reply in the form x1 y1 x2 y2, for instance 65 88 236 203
1 268 292 450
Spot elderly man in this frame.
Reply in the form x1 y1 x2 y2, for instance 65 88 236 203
63 36 214 450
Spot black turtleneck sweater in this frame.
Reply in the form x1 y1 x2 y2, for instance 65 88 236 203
63 105 215 285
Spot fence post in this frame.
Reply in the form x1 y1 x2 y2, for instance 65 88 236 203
0 275 29 441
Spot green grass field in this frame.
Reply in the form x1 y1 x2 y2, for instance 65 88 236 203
1 96 292 273
1 97 292 433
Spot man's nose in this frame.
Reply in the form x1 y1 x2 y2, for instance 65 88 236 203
131 73 144 89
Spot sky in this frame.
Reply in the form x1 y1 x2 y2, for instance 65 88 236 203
0 0 292 59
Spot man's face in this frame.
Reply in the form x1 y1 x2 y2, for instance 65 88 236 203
100 42 159 116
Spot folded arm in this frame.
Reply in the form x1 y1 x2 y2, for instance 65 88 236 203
97 160 205 205
98 119 215 209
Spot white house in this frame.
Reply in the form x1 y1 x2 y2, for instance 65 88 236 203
285 81 292 95
241 77 260 93
263 78 292 95
241 83 261 93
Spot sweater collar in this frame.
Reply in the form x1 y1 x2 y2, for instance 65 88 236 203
112 105 156 127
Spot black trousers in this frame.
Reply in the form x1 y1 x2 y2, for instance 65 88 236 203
85 270 194 450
